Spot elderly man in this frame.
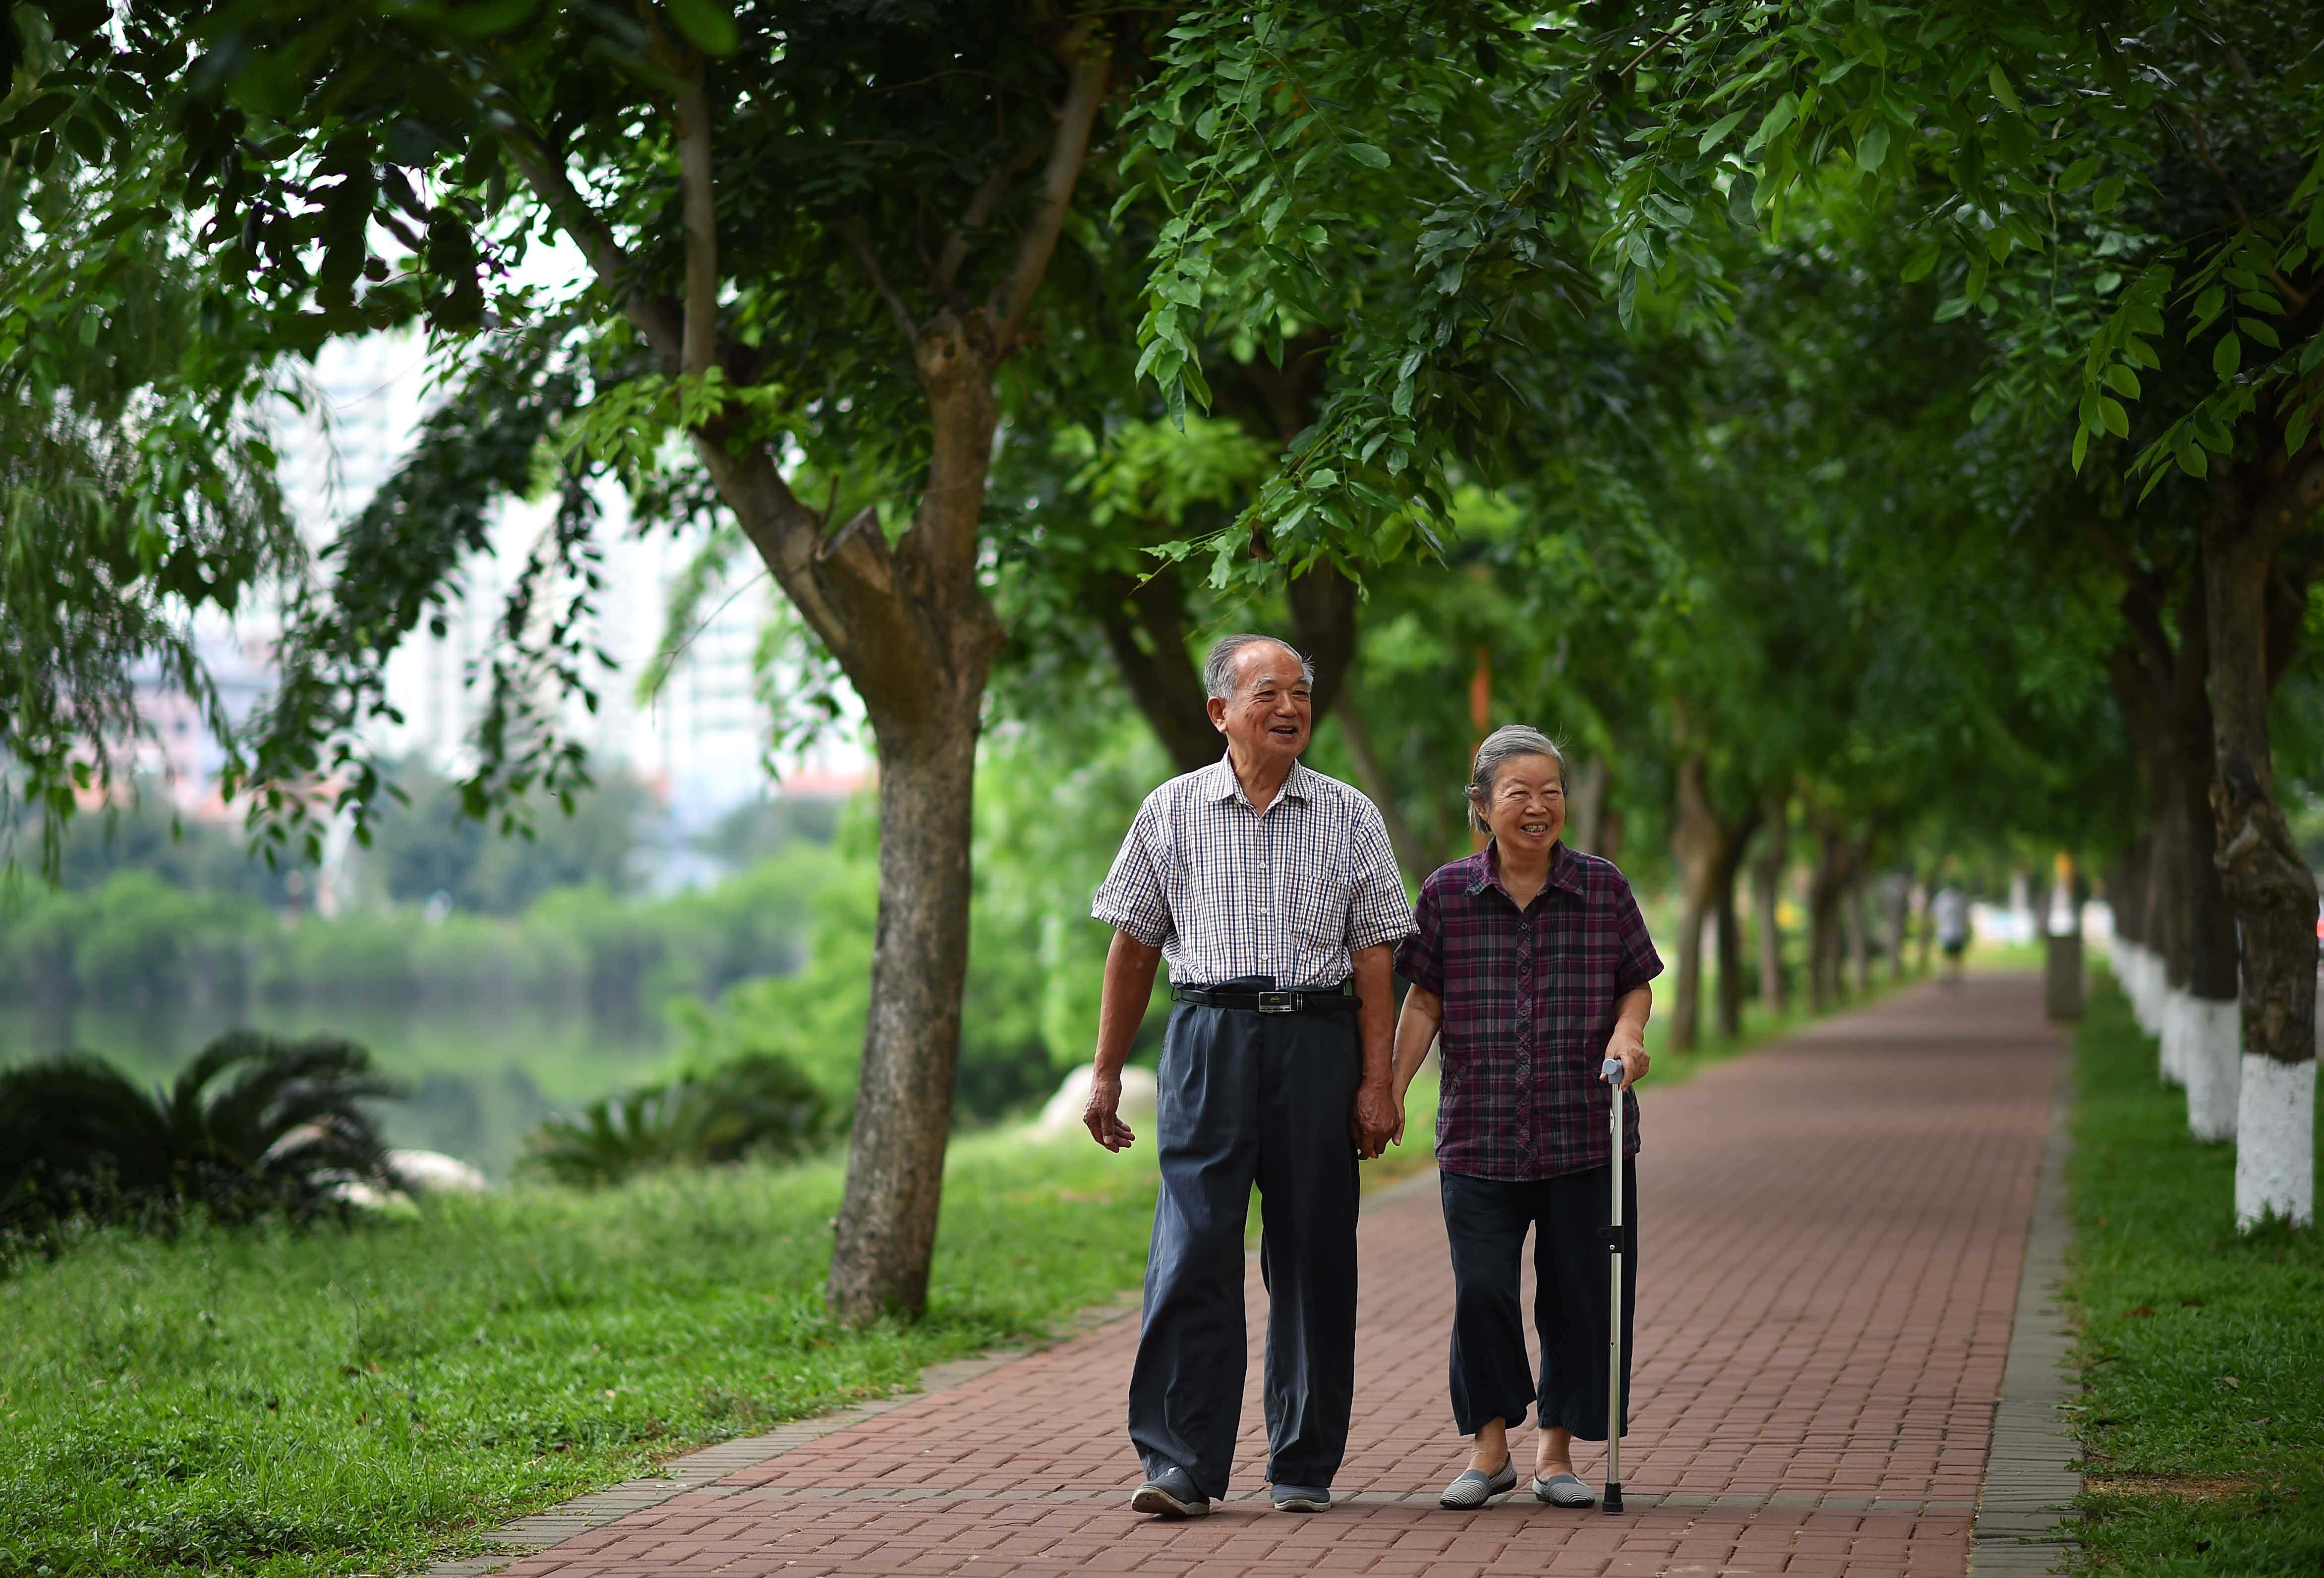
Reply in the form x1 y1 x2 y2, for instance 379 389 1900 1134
1084 632 1414 1519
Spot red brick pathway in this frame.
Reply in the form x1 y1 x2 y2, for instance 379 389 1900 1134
492 976 2062 1578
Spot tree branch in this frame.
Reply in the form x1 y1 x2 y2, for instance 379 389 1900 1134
990 26 1109 347
934 137 1044 297
834 219 919 346
672 51 720 377
497 123 685 363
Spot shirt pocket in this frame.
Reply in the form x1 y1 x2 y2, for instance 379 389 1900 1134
1287 860 1352 950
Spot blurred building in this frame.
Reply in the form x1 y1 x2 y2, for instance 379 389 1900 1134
252 331 855 828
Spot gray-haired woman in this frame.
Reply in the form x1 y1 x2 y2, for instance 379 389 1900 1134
1388 726 1664 1509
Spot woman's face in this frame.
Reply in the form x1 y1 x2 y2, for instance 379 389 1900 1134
1483 753 1567 859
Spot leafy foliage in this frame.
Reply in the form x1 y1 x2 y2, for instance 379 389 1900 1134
0 1031 401 1245
519 1054 830 1188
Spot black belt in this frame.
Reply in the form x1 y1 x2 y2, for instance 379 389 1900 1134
1171 983 1362 1014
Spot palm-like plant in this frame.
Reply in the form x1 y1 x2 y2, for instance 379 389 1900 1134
521 1055 829 1188
0 1031 402 1239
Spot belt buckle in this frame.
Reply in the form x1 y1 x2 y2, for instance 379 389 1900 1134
1255 990 1296 1013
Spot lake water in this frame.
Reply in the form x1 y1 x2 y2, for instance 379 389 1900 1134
0 1001 680 1180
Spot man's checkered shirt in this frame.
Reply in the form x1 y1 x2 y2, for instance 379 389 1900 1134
1093 756 1415 988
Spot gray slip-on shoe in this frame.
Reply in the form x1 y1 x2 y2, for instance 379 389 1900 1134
1439 1460 1519 1509
1271 1484 1332 1512
1532 1471 1596 1508
1130 1466 1210 1519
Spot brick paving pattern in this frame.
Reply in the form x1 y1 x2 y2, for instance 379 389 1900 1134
484 976 2062 1578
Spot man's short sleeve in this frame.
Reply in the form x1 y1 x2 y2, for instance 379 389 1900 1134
1610 871 1664 996
1092 795 1172 949
1343 798 1416 954
1394 880 1445 995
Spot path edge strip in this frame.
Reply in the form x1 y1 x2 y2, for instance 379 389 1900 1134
1970 1049 2082 1575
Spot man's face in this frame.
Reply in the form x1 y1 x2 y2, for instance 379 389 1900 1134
1207 642 1313 766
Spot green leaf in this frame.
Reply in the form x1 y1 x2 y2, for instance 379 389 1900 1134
2240 317 2281 349
2061 154 2103 191
1727 172 1757 229
2093 176 2125 213
1856 124 1890 173
2098 397 2128 437
1987 63 2021 113
2287 403 2315 455
1345 143 1391 169
445 0 538 34
2213 333 2241 379
1699 110 1748 153
2103 364 2141 399
1901 241 1940 282
2173 435 2207 478
2072 424 2089 471
1744 93 1798 156
662 0 739 56
1986 227 2013 261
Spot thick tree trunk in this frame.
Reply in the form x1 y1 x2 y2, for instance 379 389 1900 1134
827 703 982 1316
2204 451 2324 1227
2170 577 2244 1141
1752 795 1789 1013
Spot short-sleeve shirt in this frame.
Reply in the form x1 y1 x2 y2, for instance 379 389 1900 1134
1092 756 1415 988
1395 841 1663 1180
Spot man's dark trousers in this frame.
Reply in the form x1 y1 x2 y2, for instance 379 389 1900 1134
1127 987 1362 1501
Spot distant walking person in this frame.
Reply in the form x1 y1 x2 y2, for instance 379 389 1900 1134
1083 634 1414 1519
1933 885 1971 984
1388 726 1662 1511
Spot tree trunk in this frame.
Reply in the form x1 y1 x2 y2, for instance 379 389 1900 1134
1846 873 1871 997
2170 575 2244 1141
1883 866 1913 983
1752 795 1789 1013
1566 755 1610 856
1806 819 1852 1013
1668 756 1758 1052
827 703 981 1316
1668 755 1719 1052
2203 451 2324 1227
1093 565 1216 775
1713 823 1756 1039
1332 688 1431 880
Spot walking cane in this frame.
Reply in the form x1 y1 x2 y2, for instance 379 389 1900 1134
1600 1056 1628 1515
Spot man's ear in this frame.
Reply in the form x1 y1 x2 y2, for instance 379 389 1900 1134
1207 696 1229 733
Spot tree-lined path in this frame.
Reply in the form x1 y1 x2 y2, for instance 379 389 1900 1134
468 977 2063 1578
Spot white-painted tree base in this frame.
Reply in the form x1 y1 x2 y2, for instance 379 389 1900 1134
2235 1056 2315 1230
2126 946 2160 1034
2158 988 2191 1087
2183 997 2241 1143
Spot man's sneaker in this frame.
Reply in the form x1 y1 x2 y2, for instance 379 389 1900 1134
1271 1483 1332 1512
1130 1465 1210 1518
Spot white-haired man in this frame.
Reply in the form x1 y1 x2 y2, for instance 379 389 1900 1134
1084 632 1414 1519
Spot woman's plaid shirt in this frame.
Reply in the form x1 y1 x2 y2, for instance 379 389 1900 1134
1396 842 1663 1181
1092 756 1414 988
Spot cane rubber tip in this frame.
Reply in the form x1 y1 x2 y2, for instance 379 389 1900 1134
1602 1483 1624 1514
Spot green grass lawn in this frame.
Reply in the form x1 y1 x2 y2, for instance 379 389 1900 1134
2067 976 2324 1575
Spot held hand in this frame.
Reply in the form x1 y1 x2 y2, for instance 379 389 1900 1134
1082 1071 1136 1152
1600 1041 1649 1090
1351 1080 1398 1160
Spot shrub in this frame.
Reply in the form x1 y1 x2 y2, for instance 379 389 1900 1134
519 1054 830 1188
0 1031 403 1244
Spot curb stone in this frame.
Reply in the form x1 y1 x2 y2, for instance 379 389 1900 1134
1970 1060 2083 1575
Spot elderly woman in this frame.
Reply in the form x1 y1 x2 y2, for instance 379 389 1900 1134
1389 725 1663 1510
